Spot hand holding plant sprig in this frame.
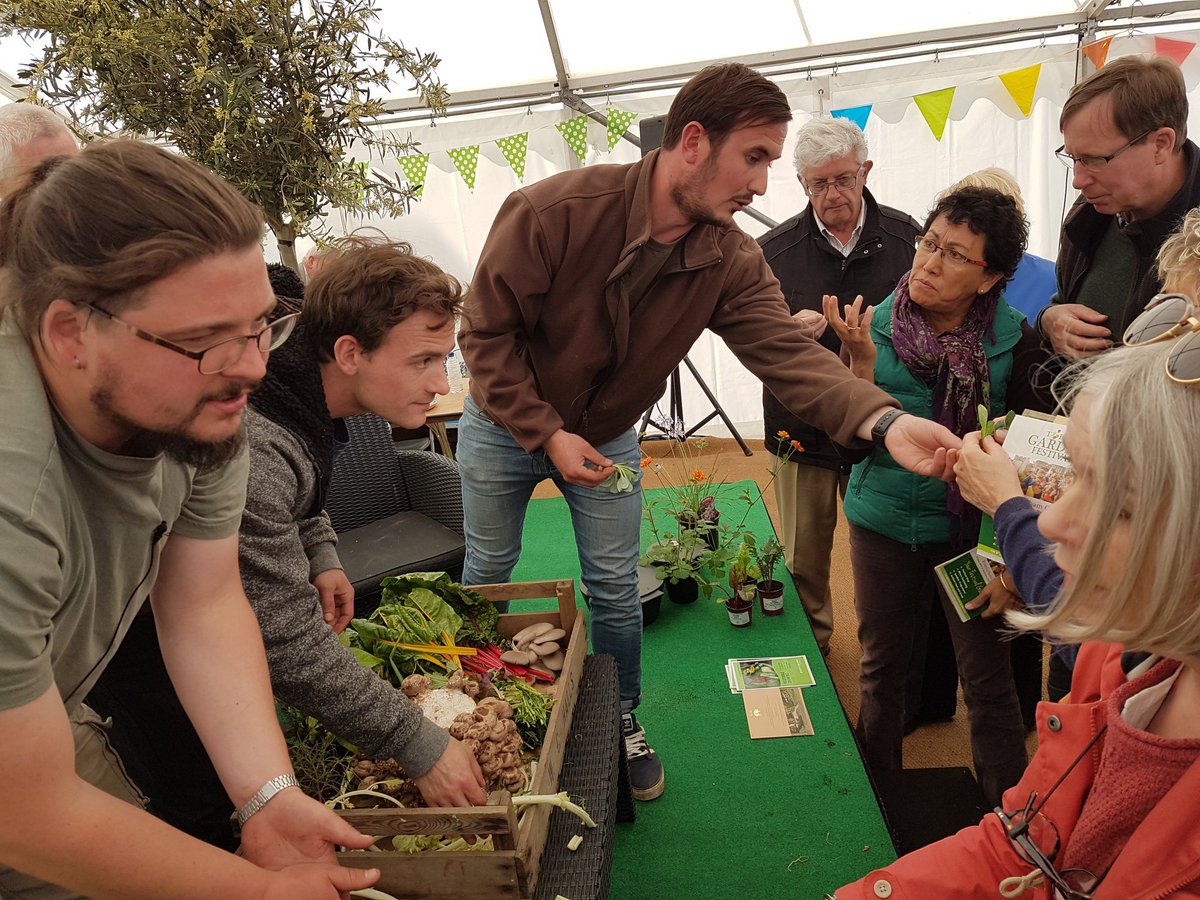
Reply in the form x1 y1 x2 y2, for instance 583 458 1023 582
978 405 1016 440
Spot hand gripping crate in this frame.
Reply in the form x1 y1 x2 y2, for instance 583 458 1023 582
335 579 587 900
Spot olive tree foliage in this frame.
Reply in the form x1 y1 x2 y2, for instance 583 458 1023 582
0 0 448 269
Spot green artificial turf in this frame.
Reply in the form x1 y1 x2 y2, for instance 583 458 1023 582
511 482 897 899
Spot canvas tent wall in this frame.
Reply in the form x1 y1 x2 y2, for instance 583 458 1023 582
3 1 1199 436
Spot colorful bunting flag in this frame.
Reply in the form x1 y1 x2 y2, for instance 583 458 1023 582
605 108 638 150
398 153 429 198
1082 37 1112 70
831 105 872 132
914 87 956 142
447 145 481 190
496 133 529 181
999 64 1042 118
1155 36 1195 66
556 115 590 162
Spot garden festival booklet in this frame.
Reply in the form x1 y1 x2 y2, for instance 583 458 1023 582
934 548 1000 624
742 686 815 739
726 655 816 693
977 411 1072 564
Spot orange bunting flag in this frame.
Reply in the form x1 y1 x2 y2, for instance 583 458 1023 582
1082 37 1112 70
1155 36 1195 66
999 64 1042 118
914 87 956 142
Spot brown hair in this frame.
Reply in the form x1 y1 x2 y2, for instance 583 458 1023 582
1060 55 1188 149
302 235 463 361
0 139 263 336
661 63 792 153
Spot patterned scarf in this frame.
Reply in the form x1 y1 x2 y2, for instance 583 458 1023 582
890 271 998 533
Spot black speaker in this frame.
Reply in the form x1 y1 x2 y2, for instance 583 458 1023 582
639 115 666 157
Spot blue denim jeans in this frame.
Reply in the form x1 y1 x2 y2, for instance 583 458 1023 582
457 397 643 708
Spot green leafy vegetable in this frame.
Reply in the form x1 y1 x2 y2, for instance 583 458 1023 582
600 462 638 494
498 677 555 748
978 406 1017 439
379 572 503 647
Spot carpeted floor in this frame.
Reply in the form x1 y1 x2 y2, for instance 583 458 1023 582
514 481 897 899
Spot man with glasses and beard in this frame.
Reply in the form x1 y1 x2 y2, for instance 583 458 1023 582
0 141 379 899
1038 56 1200 361
457 62 964 806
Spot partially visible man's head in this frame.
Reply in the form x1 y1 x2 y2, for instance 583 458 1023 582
661 62 792 154
940 167 1026 220
793 117 871 237
0 140 270 467
1059 56 1188 219
0 103 77 196
304 236 462 427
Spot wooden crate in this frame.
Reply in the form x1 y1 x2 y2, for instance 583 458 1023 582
335 579 587 900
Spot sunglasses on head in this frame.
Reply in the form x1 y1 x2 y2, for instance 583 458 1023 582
1121 292 1200 384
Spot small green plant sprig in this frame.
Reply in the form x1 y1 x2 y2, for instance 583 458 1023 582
978 406 1016 439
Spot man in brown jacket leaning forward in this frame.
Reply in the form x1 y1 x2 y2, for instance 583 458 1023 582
457 63 961 803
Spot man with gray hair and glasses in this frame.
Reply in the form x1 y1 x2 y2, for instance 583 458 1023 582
1038 55 1200 361
0 102 77 196
758 116 919 655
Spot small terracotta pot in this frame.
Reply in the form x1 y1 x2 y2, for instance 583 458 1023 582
757 579 784 616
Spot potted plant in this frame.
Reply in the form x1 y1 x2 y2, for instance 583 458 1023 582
724 540 759 628
639 529 712 605
750 534 786 616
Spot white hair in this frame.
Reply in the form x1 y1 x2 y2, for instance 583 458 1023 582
0 103 74 173
940 167 1026 219
792 116 868 176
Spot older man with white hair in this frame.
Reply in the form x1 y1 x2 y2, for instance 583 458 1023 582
758 116 919 655
0 102 77 196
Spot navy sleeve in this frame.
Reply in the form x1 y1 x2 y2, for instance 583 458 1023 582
993 496 1064 613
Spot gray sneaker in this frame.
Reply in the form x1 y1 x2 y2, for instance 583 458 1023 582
621 712 664 801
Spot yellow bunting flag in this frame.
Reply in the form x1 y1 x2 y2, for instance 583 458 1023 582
398 154 429 198
496 133 529 181
914 87 956 142
1082 37 1112 70
1155 36 1195 66
999 64 1041 118
447 145 481 191
556 115 590 162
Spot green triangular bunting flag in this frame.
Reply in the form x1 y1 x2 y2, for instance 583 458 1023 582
447 145 481 190
605 108 638 151
556 115 590 162
398 154 429 198
496 133 529 181
914 87 956 142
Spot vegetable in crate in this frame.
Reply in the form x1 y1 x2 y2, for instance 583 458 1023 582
379 572 503 647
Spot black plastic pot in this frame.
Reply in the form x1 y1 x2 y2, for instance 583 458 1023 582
641 592 662 625
664 577 699 605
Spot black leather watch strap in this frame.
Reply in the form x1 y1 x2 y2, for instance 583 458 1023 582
871 409 908 450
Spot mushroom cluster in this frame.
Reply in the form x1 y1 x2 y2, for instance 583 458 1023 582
500 621 567 672
449 697 527 791
401 671 486 728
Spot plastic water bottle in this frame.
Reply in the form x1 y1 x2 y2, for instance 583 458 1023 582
445 350 465 394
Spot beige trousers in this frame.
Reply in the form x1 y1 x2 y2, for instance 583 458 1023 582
772 459 849 652
0 705 147 900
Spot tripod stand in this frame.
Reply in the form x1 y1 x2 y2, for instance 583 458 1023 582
637 355 752 456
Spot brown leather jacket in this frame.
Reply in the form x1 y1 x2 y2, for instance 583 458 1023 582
459 149 896 453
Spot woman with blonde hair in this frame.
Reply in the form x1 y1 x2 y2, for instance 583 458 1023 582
835 337 1200 897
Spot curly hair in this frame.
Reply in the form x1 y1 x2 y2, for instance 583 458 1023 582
922 186 1028 294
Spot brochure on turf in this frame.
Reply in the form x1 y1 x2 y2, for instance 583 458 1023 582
726 655 816 693
934 548 999 623
977 410 1072 564
742 686 815 739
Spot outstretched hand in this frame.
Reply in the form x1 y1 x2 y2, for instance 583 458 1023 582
882 414 962 482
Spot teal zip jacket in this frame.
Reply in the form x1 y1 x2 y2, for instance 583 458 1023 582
843 292 1050 546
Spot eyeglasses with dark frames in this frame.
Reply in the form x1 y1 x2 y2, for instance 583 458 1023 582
1055 127 1155 171
914 236 988 269
80 301 299 375
803 164 864 197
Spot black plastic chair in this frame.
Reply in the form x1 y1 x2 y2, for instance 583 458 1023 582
325 413 466 617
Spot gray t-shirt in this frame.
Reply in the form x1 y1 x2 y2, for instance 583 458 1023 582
0 322 248 713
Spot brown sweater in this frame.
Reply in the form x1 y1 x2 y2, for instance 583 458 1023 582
459 149 896 453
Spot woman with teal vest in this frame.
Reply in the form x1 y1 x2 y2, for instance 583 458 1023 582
825 186 1052 806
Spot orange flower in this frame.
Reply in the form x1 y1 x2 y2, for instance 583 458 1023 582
639 456 654 469
691 469 706 483
776 429 790 439
790 440 805 452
